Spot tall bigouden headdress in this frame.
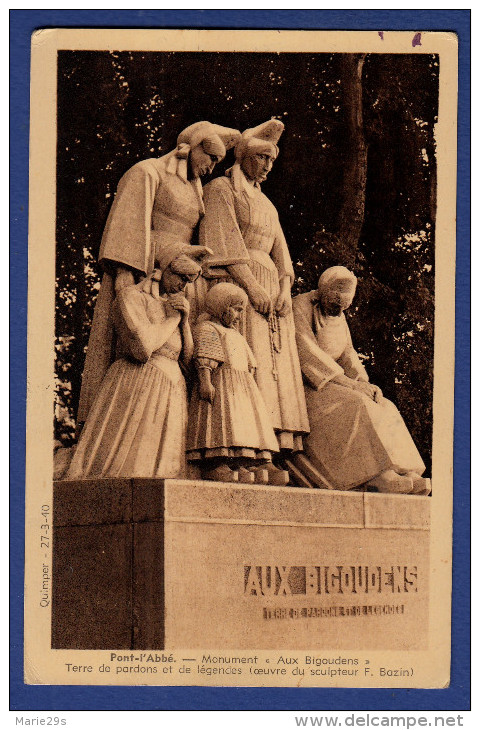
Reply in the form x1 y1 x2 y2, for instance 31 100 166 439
164 121 240 181
229 118 284 191
165 122 241 211
234 118 285 162
176 121 241 163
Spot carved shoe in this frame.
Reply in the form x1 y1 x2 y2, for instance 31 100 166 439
409 474 432 496
202 465 239 483
367 470 413 494
237 467 255 484
253 462 289 486
250 467 269 485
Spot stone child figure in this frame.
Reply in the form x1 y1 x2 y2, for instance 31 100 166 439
67 243 208 480
199 119 309 482
187 283 285 484
77 121 241 427
292 266 430 495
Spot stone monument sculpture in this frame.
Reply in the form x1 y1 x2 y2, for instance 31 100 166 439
67 243 209 479
291 266 431 495
76 121 241 428
198 119 310 484
186 282 285 484
52 130 432 654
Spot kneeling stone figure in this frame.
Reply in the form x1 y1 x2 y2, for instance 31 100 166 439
291 266 430 495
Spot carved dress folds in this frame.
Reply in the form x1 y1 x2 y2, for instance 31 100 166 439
77 154 203 423
68 286 187 479
187 320 279 461
199 173 309 450
292 292 425 490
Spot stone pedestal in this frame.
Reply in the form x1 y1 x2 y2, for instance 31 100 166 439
52 479 430 650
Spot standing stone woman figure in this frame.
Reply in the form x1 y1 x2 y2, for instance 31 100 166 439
199 120 309 482
77 121 240 427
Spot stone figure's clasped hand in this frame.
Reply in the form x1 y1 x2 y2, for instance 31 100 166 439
248 282 272 315
355 381 383 402
370 384 383 402
167 293 190 320
199 380 216 404
274 289 292 317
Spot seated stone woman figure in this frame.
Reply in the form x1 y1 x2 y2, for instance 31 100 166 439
291 266 430 495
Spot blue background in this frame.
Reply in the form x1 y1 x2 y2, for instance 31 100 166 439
10 9 470 712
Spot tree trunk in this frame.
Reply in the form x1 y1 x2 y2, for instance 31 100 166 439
337 54 367 253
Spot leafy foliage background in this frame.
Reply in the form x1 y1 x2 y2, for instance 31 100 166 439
56 51 438 473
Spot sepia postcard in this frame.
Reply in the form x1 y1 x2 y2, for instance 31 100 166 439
24 28 458 689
